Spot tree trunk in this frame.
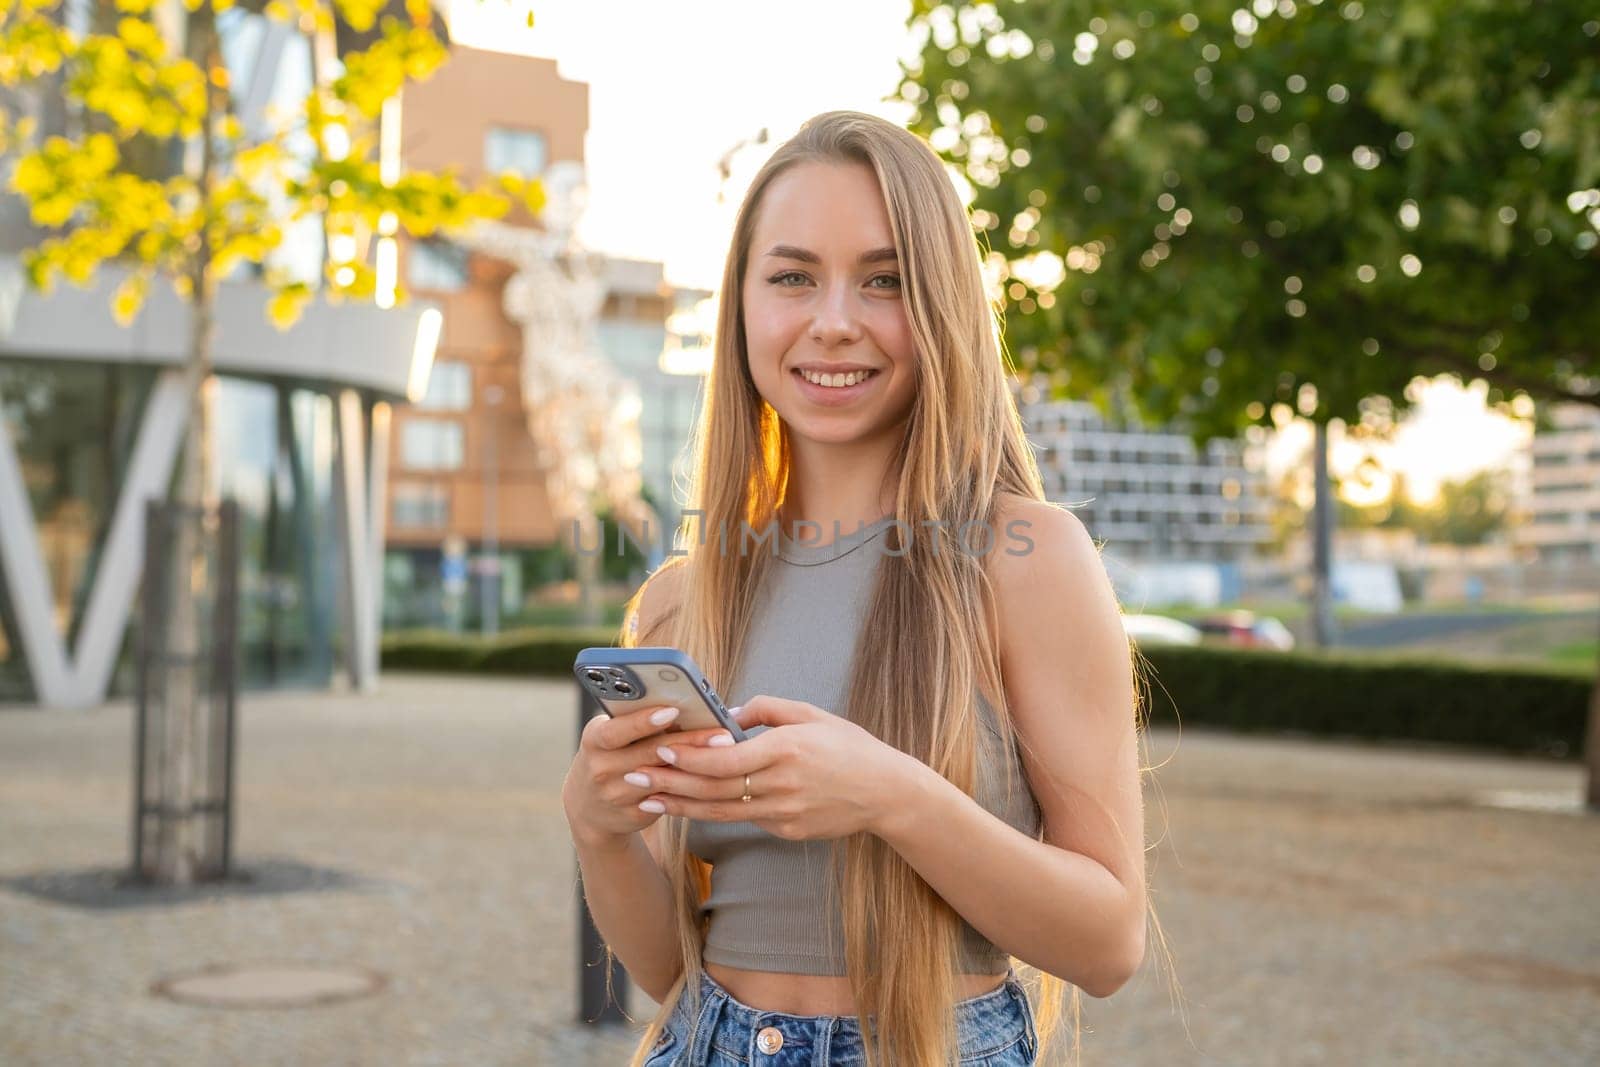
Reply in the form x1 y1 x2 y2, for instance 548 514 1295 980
152 6 219 886
1309 418 1337 648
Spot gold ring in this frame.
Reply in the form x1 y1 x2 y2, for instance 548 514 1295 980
741 773 752 803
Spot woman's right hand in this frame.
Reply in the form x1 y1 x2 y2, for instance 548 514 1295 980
561 705 731 848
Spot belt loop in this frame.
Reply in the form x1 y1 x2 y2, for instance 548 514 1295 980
1003 972 1038 1057
815 1016 835 1066
687 971 725 1065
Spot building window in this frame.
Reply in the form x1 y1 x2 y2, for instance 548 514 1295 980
400 420 464 470
392 483 450 528
485 126 547 178
407 239 469 291
418 361 471 411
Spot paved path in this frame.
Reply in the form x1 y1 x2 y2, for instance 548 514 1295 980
1 674 1595 1065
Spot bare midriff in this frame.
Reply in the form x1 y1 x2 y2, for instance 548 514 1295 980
704 960 1008 1017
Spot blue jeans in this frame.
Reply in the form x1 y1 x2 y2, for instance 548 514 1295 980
642 967 1039 1066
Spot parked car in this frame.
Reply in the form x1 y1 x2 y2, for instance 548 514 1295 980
1122 614 1204 647
1192 610 1296 651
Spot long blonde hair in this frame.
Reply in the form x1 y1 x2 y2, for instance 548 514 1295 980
610 110 1172 1066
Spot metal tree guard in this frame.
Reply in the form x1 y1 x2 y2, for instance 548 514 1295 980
577 682 630 1024
131 498 240 883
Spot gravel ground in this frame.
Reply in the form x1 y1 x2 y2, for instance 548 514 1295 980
1 673 1595 1066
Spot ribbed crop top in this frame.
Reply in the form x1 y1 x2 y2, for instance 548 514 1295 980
685 515 1043 976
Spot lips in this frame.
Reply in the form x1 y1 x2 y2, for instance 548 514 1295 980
791 367 882 406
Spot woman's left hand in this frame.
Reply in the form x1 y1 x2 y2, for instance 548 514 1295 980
636 695 917 841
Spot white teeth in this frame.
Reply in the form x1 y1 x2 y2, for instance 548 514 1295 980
800 369 874 388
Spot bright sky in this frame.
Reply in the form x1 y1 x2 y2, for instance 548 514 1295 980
446 0 917 292
1263 377 1534 507
443 0 1532 503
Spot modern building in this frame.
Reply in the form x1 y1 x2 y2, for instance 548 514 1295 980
1018 395 1274 605
382 45 701 629
1020 397 1274 559
597 270 714 544
1513 401 1600 571
0 5 440 708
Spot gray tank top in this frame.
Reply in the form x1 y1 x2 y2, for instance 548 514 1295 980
686 516 1043 975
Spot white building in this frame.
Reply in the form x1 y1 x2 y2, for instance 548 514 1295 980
1514 401 1600 569
592 260 712 550
1019 397 1274 559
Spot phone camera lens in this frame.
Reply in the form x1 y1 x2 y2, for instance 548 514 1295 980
614 681 634 695
583 669 605 683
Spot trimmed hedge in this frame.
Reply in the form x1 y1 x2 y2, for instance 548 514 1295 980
1138 645 1591 758
382 626 620 677
381 628 1593 759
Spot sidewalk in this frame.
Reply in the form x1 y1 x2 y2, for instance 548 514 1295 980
1 674 1595 1066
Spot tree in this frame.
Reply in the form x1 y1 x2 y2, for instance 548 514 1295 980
1413 469 1513 546
0 0 543 882
1338 467 1512 546
903 0 1596 430
901 0 1599 801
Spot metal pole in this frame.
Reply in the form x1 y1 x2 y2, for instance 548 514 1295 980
1311 419 1339 647
217 499 239 878
577 684 629 1024
132 501 161 880
482 384 503 638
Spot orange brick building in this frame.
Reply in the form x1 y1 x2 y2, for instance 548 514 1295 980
384 46 690 628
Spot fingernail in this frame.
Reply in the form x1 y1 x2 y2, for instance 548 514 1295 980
707 732 734 747
639 799 665 813
650 707 679 726
624 772 651 788
655 746 677 764
728 705 744 719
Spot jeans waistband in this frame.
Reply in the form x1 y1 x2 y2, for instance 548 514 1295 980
666 967 1038 1064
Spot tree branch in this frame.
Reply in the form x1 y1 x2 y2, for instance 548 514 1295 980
1411 346 1600 410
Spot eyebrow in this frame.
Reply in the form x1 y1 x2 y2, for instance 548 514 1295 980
763 244 900 266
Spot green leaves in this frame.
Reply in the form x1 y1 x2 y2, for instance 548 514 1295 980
69 24 206 138
1 0 539 330
903 0 1600 439
331 15 448 119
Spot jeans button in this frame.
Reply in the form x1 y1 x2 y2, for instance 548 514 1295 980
756 1025 784 1054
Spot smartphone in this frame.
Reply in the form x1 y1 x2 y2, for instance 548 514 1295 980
573 646 748 741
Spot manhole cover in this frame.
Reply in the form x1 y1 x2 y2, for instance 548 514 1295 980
152 963 386 1009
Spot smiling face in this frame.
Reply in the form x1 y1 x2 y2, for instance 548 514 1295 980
741 160 919 450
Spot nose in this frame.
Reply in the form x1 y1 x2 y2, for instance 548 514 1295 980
810 280 864 348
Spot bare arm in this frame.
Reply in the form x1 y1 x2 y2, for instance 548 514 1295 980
570 821 684 1003
563 562 700 1004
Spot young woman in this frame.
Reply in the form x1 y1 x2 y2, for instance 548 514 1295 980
562 110 1150 1067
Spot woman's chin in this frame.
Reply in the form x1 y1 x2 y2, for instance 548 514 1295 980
780 415 876 447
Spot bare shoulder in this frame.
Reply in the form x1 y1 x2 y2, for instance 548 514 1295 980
624 556 689 648
986 492 1108 602
983 489 1129 725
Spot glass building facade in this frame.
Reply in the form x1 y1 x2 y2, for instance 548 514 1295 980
0 360 156 702
0 361 350 704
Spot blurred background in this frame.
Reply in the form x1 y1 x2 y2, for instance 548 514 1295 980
0 2 1595 1065
4 0 1597 707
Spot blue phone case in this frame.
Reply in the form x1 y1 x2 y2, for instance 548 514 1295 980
573 646 748 741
